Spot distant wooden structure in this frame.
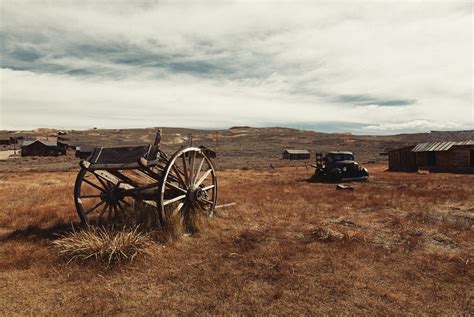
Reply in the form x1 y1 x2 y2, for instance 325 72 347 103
388 141 474 173
0 139 10 146
199 145 217 158
412 141 473 173
388 146 417 172
282 149 310 160
21 140 67 157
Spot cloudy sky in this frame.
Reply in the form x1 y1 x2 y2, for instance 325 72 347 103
0 1 472 134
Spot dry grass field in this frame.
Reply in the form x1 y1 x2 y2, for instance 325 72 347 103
0 164 473 315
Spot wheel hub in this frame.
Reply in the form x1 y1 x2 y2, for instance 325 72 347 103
187 186 204 203
101 187 121 205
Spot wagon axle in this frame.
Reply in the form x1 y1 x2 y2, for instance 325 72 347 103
100 187 123 205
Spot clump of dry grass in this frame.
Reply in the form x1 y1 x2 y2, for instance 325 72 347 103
310 226 345 242
53 226 154 264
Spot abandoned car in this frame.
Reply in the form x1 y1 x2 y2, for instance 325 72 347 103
311 151 369 182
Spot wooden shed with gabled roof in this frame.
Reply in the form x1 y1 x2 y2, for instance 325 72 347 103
282 149 310 160
21 140 67 157
412 140 474 173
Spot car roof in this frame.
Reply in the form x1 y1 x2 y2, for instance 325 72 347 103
327 151 353 155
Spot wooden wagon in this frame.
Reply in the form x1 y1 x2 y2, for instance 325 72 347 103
73 130 217 227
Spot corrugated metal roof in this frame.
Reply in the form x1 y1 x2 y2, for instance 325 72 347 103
22 140 58 147
412 140 474 152
284 149 310 154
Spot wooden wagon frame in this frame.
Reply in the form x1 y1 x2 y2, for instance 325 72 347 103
73 130 217 227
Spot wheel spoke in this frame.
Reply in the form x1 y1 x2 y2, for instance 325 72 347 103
189 151 196 184
201 184 215 191
200 198 214 205
82 178 104 191
165 181 187 194
115 204 124 223
116 201 127 221
195 156 205 183
98 203 108 222
94 173 109 189
85 200 105 215
80 194 101 199
172 165 187 188
171 202 184 217
196 169 212 186
181 154 189 185
107 205 113 222
163 194 186 206
196 200 208 211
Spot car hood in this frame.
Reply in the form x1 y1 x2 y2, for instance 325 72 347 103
335 160 356 165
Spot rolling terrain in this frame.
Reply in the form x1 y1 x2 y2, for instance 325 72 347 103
0 126 444 172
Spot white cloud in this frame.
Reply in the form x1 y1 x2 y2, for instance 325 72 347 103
362 120 467 132
0 1 472 133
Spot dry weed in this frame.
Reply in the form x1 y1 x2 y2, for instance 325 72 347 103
53 226 154 264
310 227 345 242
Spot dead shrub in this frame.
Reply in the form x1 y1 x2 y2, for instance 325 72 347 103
53 226 154 265
310 227 345 242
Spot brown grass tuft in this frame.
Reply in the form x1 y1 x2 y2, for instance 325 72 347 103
310 226 345 242
53 226 154 265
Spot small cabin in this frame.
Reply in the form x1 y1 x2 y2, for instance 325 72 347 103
412 141 473 173
388 140 474 173
282 149 310 160
21 140 67 157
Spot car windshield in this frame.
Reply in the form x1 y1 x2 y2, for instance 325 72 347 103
331 154 353 161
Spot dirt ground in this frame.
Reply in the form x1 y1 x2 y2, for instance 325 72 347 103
0 150 16 160
0 164 472 315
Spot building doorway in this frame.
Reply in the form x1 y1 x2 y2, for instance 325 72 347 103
470 149 474 168
427 152 436 166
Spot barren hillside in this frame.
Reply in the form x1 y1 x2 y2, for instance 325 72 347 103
0 127 448 172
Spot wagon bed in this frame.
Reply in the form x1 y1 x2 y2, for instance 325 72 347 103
74 130 217 228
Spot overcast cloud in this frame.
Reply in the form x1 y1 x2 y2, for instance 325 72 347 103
0 0 472 134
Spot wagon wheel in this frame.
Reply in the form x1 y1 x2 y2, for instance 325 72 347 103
74 168 133 225
159 147 217 231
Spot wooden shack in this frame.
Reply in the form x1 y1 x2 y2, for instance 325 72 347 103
412 141 474 173
21 140 67 157
388 145 417 172
0 139 10 146
282 149 310 160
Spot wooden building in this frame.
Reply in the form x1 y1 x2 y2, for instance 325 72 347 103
388 140 474 173
282 149 310 160
21 140 67 157
412 141 473 173
388 146 417 172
